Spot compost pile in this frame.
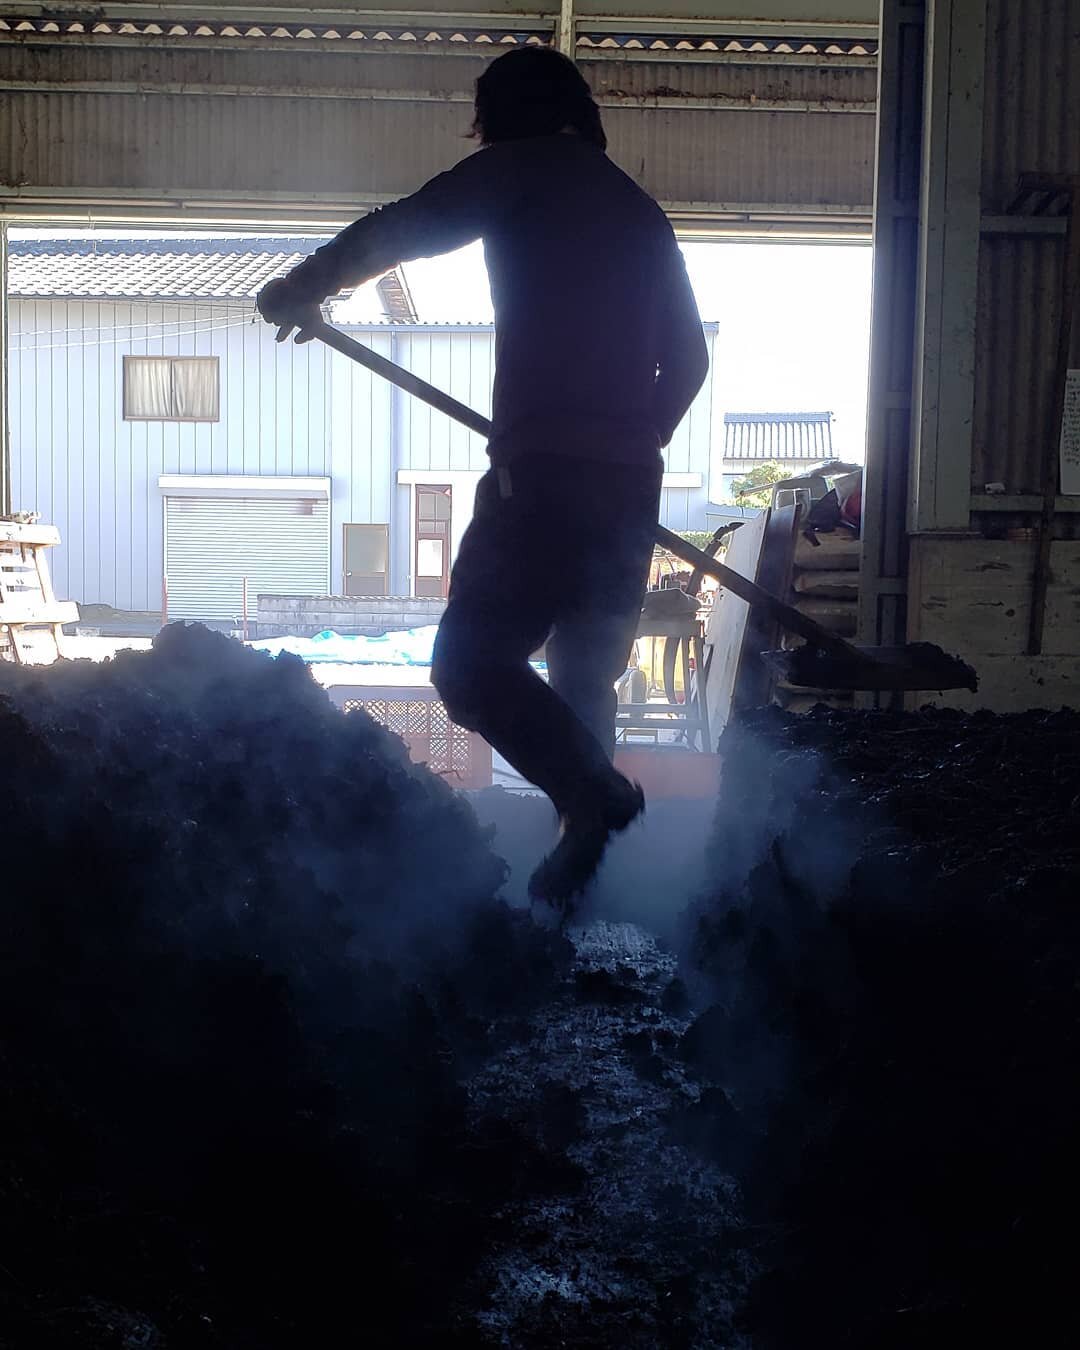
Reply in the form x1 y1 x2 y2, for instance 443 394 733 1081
680 705 1080 1348
0 625 570 1349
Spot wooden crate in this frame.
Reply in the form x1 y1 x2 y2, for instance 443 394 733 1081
0 522 79 665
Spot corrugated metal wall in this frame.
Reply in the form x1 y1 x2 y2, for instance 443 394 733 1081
0 28 875 218
9 300 393 609
981 0 1080 206
395 331 494 475
973 232 1067 493
971 0 1080 490
9 303 716 609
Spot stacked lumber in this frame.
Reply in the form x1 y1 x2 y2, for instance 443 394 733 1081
0 522 79 664
777 529 861 711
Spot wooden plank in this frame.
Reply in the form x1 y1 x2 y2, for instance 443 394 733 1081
33 545 60 607
1 625 62 666
793 531 862 570
0 524 61 547
908 654 1079 713
793 570 861 598
908 536 1080 659
795 599 859 637
703 508 769 743
0 600 79 625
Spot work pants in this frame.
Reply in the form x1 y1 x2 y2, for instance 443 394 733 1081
432 452 662 818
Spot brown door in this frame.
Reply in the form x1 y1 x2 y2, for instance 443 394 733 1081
343 523 389 596
414 486 451 599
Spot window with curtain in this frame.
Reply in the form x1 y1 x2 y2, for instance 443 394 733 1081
123 356 219 421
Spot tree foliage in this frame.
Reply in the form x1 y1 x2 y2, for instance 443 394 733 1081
730 462 789 508
674 531 715 552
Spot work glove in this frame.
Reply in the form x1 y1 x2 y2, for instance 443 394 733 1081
256 275 326 345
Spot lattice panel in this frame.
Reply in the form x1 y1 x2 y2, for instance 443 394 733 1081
339 693 491 789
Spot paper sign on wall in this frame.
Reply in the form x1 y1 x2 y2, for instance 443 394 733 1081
1063 370 1080 496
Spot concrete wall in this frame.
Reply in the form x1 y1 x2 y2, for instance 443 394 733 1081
255 592 445 639
908 536 1080 711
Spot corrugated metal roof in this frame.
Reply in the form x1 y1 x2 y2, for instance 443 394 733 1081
0 29 876 220
8 237 418 320
722 411 834 461
0 15 877 57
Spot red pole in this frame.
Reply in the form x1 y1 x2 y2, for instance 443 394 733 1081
161 573 168 627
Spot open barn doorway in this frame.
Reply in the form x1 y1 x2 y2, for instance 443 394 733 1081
2 224 870 654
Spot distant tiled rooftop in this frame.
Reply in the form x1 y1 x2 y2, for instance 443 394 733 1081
8 238 322 302
723 411 834 461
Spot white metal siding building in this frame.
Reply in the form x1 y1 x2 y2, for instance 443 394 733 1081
9 288 716 619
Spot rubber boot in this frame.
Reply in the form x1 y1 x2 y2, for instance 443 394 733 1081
527 774 645 916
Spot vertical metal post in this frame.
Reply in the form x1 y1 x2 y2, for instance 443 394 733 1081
910 0 987 533
161 573 168 627
242 574 249 641
0 222 10 517
1029 180 1080 655
857 0 928 704
556 0 575 56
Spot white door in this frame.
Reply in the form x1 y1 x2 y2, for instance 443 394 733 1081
164 495 330 621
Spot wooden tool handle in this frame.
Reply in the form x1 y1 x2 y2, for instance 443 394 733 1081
312 323 862 660
654 525 862 660
313 322 494 438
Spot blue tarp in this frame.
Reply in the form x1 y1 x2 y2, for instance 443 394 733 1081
249 625 549 672
249 626 441 665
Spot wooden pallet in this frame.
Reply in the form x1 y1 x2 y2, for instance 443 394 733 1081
0 522 79 665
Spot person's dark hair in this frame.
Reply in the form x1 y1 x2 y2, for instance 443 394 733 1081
472 47 607 150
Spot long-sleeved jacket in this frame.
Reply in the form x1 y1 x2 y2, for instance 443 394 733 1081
290 133 709 466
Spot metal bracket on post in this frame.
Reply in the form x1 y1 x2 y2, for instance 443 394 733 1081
556 0 575 57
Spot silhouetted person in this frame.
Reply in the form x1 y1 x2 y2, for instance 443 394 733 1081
258 47 708 909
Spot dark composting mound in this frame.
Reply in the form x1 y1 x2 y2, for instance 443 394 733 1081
0 624 570 1349
680 706 1080 1349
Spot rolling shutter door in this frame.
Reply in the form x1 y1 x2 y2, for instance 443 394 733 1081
164 496 329 622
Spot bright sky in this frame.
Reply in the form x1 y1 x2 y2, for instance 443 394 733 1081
394 238 873 463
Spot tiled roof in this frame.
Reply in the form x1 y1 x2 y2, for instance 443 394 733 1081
8 238 321 302
722 411 834 462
